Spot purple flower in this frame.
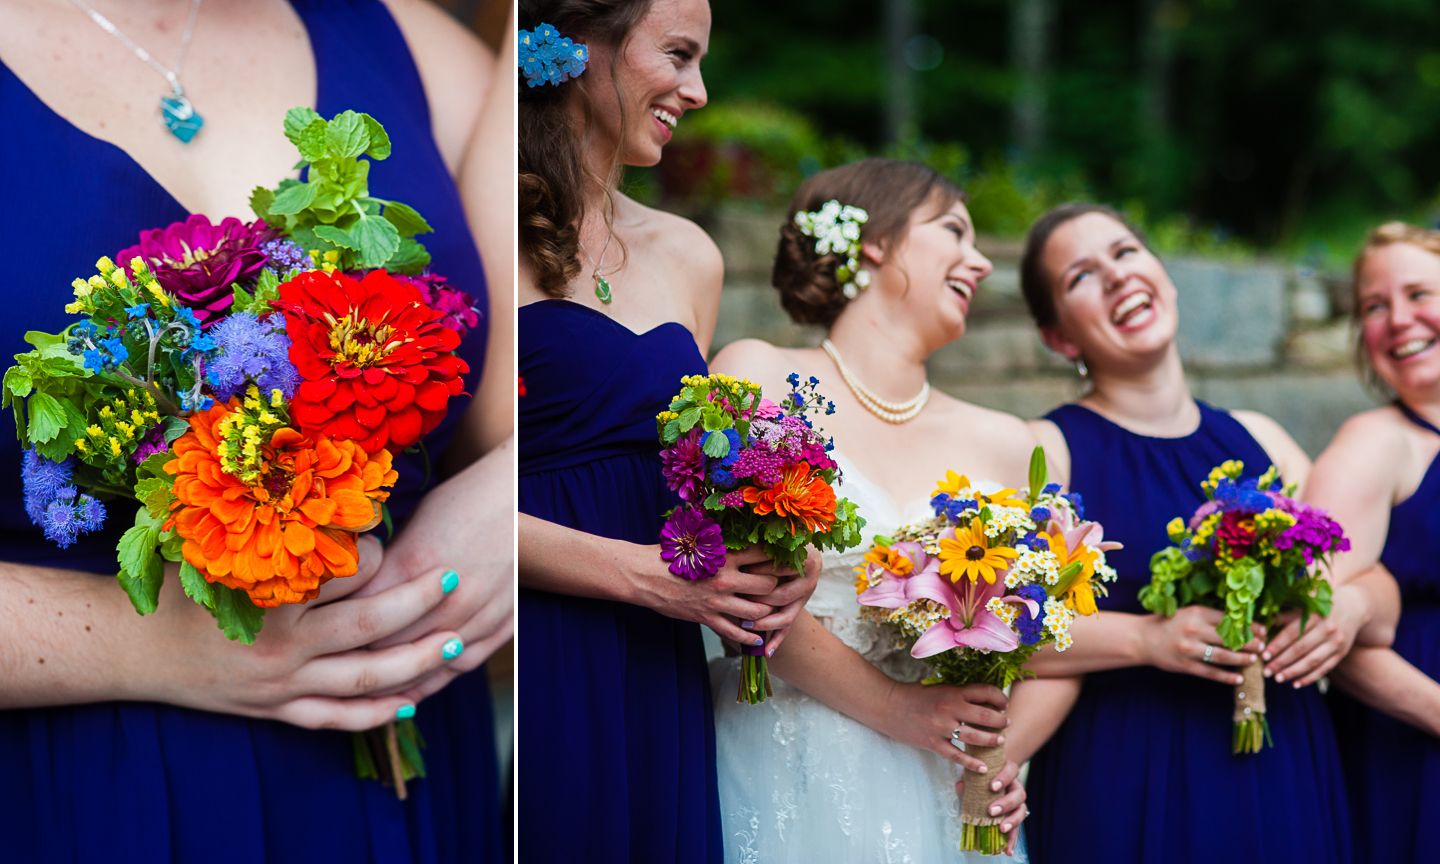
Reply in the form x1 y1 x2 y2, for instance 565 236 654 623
260 238 309 273
1274 503 1350 563
661 429 707 503
660 507 726 580
203 311 301 402
133 427 169 465
43 500 82 547
22 450 72 523
117 215 279 327
76 495 107 532
1013 583 1048 645
730 447 786 486
391 272 482 339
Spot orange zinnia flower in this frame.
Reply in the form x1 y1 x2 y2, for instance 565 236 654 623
164 403 398 607
743 461 837 533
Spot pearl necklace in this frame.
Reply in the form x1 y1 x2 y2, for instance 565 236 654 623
821 339 930 424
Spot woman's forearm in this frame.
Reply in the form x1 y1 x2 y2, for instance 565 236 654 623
1331 646 1440 738
1348 565 1400 647
764 610 901 732
517 513 643 603
1005 676 1083 765
1024 610 1151 676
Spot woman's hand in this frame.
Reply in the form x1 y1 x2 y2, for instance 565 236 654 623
741 553 822 657
876 681 1010 774
133 536 464 729
955 760 1029 856
1262 587 1368 687
630 544 789 646
1140 606 1261 685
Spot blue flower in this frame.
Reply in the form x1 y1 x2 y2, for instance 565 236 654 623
808 376 819 385
180 390 214 412
930 492 952 516
42 500 82 548
260 238 309 273
21 450 72 524
1042 483 1062 495
1213 478 1271 514
125 303 150 319
825 401 835 415
718 428 742 466
76 495 106 532
82 336 130 373
203 311 301 402
708 465 736 487
519 23 587 87
1018 531 1047 552
1030 507 1051 524
1013 583 1049 645
787 372 800 388
945 498 978 521
1065 492 1085 521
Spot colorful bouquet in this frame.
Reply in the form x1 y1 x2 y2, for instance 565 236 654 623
656 373 864 704
4 108 479 796
1140 460 1348 754
856 449 1119 854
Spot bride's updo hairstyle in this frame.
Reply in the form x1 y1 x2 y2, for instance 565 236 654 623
1350 222 1440 397
773 158 964 328
520 0 654 297
1018 202 1150 329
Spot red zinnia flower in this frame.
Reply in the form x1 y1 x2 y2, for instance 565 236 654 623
278 270 469 454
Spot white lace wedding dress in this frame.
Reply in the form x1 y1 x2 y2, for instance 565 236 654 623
710 452 1028 863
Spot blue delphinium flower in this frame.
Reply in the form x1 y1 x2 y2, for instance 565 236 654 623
787 372 800 388
1030 506 1051 524
1013 584 1049 645
1042 483 1062 495
204 311 301 402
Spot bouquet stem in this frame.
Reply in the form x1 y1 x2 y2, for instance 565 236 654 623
1232 658 1270 754
352 719 427 798
958 726 1007 855
736 641 773 705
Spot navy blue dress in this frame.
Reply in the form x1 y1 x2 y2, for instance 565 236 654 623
517 299 723 863
1025 402 1351 864
1330 402 1440 864
0 3 501 861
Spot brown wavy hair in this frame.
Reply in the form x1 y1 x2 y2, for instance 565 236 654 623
1351 222 1440 399
772 159 965 329
519 0 654 297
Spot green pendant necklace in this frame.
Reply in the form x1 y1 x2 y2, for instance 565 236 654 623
580 233 615 304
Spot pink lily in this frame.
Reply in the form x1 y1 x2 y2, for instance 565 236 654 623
1046 504 1123 555
857 542 937 607
863 553 1020 656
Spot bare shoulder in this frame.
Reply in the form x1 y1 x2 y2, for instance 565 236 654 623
709 339 808 396
1320 406 1412 464
929 393 1041 478
1231 409 1312 486
627 198 724 280
379 0 496 174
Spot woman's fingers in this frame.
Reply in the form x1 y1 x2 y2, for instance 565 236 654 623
938 740 989 774
708 615 767 646
1278 640 1340 687
300 564 455 655
716 570 780 597
746 593 807 633
273 693 421 732
709 594 775 624
1181 659 1246 685
1206 646 1259 668
748 572 816 608
761 626 789 657
951 723 1004 749
957 683 1009 712
987 758 1020 793
296 630 464 698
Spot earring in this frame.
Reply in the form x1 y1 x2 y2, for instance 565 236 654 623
1075 357 1088 378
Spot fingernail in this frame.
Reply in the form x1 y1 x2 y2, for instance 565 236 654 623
990 805 1001 815
997 735 1005 744
767 647 775 657
1294 681 1302 689
1003 823 1012 832
441 570 459 594
754 637 764 646
991 781 1002 791
1262 651 1271 661
978 765 987 773
741 620 755 629
442 638 465 660
1276 673 1284 683
396 704 416 720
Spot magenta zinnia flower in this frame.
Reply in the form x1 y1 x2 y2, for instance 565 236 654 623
117 215 279 327
660 507 726 580
391 272 481 338
662 429 707 503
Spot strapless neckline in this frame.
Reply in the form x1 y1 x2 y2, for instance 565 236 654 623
522 298 694 340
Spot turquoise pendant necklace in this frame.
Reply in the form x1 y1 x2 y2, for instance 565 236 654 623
70 0 205 144
580 233 616 304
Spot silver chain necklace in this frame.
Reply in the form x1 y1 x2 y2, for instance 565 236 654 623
69 0 205 143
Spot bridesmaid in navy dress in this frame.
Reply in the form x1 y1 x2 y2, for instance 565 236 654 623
1001 204 1352 863
515 1 816 861
1305 223 1440 864
0 1 510 860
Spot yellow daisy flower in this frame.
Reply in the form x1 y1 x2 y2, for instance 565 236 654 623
938 520 1018 584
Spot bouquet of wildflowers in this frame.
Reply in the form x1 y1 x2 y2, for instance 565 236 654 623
656 373 864 704
1141 461 1348 754
4 108 480 796
856 449 1119 854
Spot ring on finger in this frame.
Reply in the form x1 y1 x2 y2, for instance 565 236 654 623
951 723 966 741
1202 645 1214 664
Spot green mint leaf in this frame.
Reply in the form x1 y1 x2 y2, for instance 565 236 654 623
250 186 276 222
283 107 323 144
270 181 319 215
385 238 431 275
4 366 33 401
701 429 730 458
116 512 164 615
179 560 217 610
135 476 175 521
326 111 369 159
297 118 330 163
213 586 266 643
380 201 432 238
26 391 66 444
361 113 392 160
350 216 401 268
314 225 358 250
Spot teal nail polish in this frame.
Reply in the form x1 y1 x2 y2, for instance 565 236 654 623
441 570 459 594
442 638 465 660
396 704 416 720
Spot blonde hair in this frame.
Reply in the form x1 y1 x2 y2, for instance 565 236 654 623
1351 222 1440 399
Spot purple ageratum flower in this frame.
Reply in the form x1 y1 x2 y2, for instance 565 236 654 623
661 429 707 503
391 272 483 339
260 238 309 274
1013 583 1049 645
22 450 73 523
203 311 301 402
76 495 106 532
116 215 280 327
660 507 726 580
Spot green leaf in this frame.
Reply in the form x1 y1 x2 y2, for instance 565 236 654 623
385 237 431 275
283 107 324 143
160 416 190 446
314 224 357 250
326 111 370 159
230 285 255 314
380 201 432 237
116 513 164 615
179 560 216 610
270 181 319 215
135 477 175 521
250 185 276 222
677 406 702 431
4 366 32 401
1049 560 1085 597
701 429 730 458
252 268 282 312
361 113 392 160
662 418 681 441
213 586 266 643
24 331 65 350
1027 446 1047 504
350 216 401 268
158 529 184 562
26 392 66 444
297 118 330 163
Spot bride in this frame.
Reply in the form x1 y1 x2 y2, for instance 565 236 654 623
709 158 1034 862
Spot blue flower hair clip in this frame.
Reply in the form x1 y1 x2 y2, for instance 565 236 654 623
519 23 589 88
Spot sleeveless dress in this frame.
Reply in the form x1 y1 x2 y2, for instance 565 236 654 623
1329 402 1440 864
1025 402 1351 864
0 3 502 861
711 451 1028 864
517 299 723 863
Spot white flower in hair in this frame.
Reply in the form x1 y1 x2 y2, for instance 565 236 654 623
794 199 871 298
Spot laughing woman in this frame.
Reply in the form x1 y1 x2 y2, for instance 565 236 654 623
1005 204 1352 864
1305 223 1440 864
